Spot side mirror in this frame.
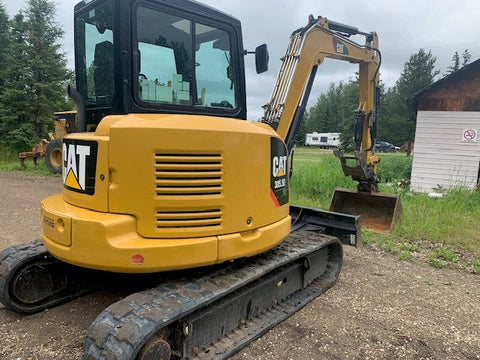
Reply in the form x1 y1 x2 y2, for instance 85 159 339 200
255 44 269 74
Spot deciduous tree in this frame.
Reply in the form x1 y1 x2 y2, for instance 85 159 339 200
462 49 472 66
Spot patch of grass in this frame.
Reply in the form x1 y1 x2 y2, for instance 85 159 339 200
472 259 480 274
427 256 445 269
376 154 412 183
433 246 459 262
392 189 480 251
381 238 397 253
399 242 418 252
0 149 18 165
398 251 412 261
362 232 376 246
290 149 413 206
0 148 55 176
290 147 480 273
426 246 460 270
290 149 357 209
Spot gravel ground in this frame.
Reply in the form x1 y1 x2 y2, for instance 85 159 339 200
0 171 479 360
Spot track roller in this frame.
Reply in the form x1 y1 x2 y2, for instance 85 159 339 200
136 333 172 360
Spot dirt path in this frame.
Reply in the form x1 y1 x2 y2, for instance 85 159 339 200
0 171 479 360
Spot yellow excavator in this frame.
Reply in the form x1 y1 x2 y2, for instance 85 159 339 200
0 1 399 359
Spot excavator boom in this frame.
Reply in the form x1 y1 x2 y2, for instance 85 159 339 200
262 16 401 232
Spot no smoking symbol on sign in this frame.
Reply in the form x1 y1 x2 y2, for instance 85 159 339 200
462 128 478 143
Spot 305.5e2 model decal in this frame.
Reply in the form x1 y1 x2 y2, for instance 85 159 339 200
270 137 289 207
63 139 98 195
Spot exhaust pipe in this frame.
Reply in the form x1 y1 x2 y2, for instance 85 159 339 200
67 85 86 132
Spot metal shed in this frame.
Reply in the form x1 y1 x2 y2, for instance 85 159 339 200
411 60 480 193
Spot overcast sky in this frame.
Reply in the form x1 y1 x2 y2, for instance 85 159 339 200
3 0 480 119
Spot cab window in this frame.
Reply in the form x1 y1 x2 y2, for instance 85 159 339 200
75 0 114 107
135 6 236 109
195 24 235 108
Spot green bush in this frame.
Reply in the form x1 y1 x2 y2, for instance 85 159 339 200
0 146 18 164
376 154 412 183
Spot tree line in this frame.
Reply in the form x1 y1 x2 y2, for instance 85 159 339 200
0 0 474 153
298 49 473 148
0 0 71 152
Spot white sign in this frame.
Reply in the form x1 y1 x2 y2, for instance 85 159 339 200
462 128 478 143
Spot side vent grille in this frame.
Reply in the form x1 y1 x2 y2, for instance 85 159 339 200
154 153 223 197
156 209 223 229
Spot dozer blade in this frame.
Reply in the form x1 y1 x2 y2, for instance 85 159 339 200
330 188 402 233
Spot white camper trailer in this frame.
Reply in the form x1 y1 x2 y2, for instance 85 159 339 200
305 132 341 148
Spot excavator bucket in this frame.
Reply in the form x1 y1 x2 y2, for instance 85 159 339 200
330 188 402 233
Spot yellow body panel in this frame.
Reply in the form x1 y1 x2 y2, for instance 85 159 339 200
41 201 72 247
43 114 291 273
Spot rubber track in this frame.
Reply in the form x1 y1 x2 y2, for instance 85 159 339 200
0 240 48 312
83 231 342 359
194 279 324 359
0 240 100 313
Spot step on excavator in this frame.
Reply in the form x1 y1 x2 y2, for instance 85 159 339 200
0 1 399 359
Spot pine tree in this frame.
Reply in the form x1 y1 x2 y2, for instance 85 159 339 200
393 49 439 142
24 0 71 138
0 13 32 148
0 0 71 151
0 1 10 93
446 51 460 74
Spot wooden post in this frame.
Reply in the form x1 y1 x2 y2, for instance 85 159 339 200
406 141 412 157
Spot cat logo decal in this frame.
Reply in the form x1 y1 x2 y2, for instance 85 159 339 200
63 139 98 195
